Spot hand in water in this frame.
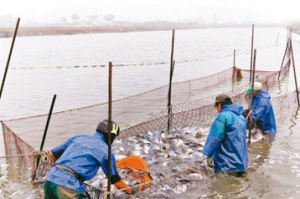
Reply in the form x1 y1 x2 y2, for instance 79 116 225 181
131 186 140 195
207 157 214 168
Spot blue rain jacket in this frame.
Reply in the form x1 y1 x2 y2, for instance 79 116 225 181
251 90 277 134
46 132 119 193
203 103 248 172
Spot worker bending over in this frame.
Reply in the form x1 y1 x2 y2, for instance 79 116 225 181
203 94 248 177
44 120 132 199
246 82 277 134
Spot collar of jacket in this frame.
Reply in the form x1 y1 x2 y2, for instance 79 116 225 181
253 90 270 100
94 131 106 142
221 103 244 115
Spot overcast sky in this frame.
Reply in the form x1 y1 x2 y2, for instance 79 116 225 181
1 0 300 24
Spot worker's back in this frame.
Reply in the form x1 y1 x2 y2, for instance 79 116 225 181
203 103 248 172
252 90 277 133
46 132 118 193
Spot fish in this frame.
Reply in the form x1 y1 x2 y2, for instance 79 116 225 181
86 126 210 197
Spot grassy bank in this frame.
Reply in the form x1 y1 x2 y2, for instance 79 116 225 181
0 25 202 38
0 24 285 38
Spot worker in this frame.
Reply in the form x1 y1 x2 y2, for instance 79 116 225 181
246 82 277 134
202 94 248 177
44 119 132 199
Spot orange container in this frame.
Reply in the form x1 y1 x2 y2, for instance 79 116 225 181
116 156 152 190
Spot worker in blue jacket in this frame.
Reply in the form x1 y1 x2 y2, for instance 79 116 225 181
203 94 248 176
44 120 132 199
247 82 277 134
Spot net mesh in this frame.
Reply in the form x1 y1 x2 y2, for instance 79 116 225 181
84 89 297 199
120 67 287 139
1 38 294 198
89 59 295 198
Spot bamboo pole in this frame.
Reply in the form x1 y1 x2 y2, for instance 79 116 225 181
107 62 113 199
167 29 175 132
32 94 57 180
248 49 257 144
0 18 20 100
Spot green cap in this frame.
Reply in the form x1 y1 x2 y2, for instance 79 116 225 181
247 82 262 93
247 88 258 93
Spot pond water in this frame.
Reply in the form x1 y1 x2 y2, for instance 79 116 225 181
0 28 300 198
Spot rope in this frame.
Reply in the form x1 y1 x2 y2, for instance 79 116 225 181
246 110 253 120
0 153 33 158
0 150 50 163
8 43 284 70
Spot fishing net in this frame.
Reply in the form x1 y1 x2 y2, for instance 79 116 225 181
85 90 298 199
86 60 295 198
1 38 294 198
120 67 288 139
2 67 235 178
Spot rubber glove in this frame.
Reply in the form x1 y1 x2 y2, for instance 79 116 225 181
48 151 57 164
114 180 132 195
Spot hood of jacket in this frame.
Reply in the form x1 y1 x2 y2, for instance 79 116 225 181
254 90 270 100
221 103 244 115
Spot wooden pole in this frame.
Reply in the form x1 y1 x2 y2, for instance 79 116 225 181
233 49 236 67
232 49 236 91
279 40 289 70
107 62 113 199
290 40 300 106
167 29 175 132
287 27 289 42
248 49 257 144
167 60 175 132
0 18 20 100
32 94 57 180
278 32 290 80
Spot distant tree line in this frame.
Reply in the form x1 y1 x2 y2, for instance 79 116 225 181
58 13 115 25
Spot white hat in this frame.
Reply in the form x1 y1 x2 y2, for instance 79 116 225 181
247 82 262 93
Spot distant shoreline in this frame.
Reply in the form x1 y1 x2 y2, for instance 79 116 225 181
0 24 285 38
0 25 200 38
